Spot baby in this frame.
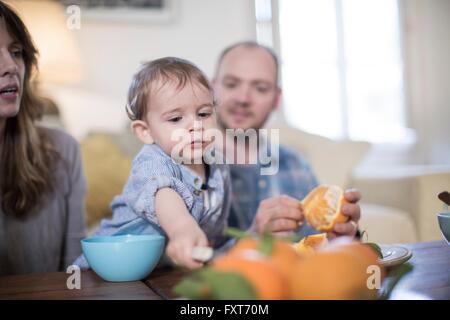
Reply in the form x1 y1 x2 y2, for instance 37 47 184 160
74 57 230 269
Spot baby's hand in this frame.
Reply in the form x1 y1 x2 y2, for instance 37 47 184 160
166 227 209 269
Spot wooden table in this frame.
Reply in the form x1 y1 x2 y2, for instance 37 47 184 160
0 269 159 300
389 241 450 299
0 241 449 300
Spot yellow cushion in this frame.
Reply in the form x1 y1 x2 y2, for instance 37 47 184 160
80 133 132 228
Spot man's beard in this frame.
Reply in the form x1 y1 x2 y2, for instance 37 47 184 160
217 107 271 132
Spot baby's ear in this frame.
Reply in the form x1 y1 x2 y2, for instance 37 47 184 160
131 120 154 144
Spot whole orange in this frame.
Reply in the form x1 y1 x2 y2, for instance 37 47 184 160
291 252 375 299
212 250 290 300
229 237 301 278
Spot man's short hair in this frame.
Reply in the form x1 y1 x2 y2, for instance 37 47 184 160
214 41 280 86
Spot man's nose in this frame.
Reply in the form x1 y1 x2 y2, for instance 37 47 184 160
234 85 251 106
0 50 19 77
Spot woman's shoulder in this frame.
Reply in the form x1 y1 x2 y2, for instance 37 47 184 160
40 126 81 163
39 126 78 145
38 127 85 190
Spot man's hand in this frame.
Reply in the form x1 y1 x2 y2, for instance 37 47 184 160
250 189 362 239
327 189 361 240
250 195 304 237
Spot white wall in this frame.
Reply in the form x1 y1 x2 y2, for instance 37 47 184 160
76 0 256 95
49 0 256 139
41 0 450 165
401 0 450 165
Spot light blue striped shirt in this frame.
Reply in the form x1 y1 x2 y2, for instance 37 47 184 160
74 144 231 269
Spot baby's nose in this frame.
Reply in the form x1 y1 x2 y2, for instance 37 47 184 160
188 119 204 132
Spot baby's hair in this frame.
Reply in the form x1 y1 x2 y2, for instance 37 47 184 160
126 57 213 121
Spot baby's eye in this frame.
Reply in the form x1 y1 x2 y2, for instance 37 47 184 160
168 116 182 123
198 112 212 118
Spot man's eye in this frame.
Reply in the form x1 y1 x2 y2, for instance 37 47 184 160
168 116 182 123
224 82 237 89
256 86 270 93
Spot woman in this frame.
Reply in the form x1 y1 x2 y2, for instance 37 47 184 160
0 2 86 275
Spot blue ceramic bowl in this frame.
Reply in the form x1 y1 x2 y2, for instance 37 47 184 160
437 213 450 245
81 234 165 282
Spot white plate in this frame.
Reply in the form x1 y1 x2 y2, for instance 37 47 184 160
379 245 412 268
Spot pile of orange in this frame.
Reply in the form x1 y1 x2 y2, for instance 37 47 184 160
175 185 385 300
209 235 384 300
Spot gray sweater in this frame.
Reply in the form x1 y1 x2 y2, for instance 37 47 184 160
0 128 86 275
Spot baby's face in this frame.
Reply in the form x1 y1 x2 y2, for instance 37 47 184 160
144 80 217 164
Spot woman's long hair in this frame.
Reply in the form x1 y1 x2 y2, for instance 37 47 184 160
0 2 60 217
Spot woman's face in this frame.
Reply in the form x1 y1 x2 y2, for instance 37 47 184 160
0 19 25 118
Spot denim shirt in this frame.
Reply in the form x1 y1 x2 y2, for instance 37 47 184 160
74 144 230 269
228 144 319 239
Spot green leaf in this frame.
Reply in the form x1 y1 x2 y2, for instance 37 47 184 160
360 230 369 242
224 227 251 239
259 232 274 256
174 267 258 300
379 262 414 300
365 242 383 259
198 268 257 300
289 233 304 243
173 275 210 299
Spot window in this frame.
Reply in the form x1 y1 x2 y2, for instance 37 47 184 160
274 0 412 143
255 0 274 47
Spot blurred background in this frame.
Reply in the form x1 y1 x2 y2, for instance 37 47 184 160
6 0 450 244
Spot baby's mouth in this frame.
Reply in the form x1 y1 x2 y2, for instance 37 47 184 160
190 140 205 148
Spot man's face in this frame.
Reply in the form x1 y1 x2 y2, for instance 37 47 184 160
214 46 280 131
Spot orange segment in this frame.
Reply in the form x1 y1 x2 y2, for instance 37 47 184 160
301 185 349 232
293 233 328 255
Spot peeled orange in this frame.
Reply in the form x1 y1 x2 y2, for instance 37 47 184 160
302 185 349 232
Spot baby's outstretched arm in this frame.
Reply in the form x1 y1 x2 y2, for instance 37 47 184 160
155 187 209 269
